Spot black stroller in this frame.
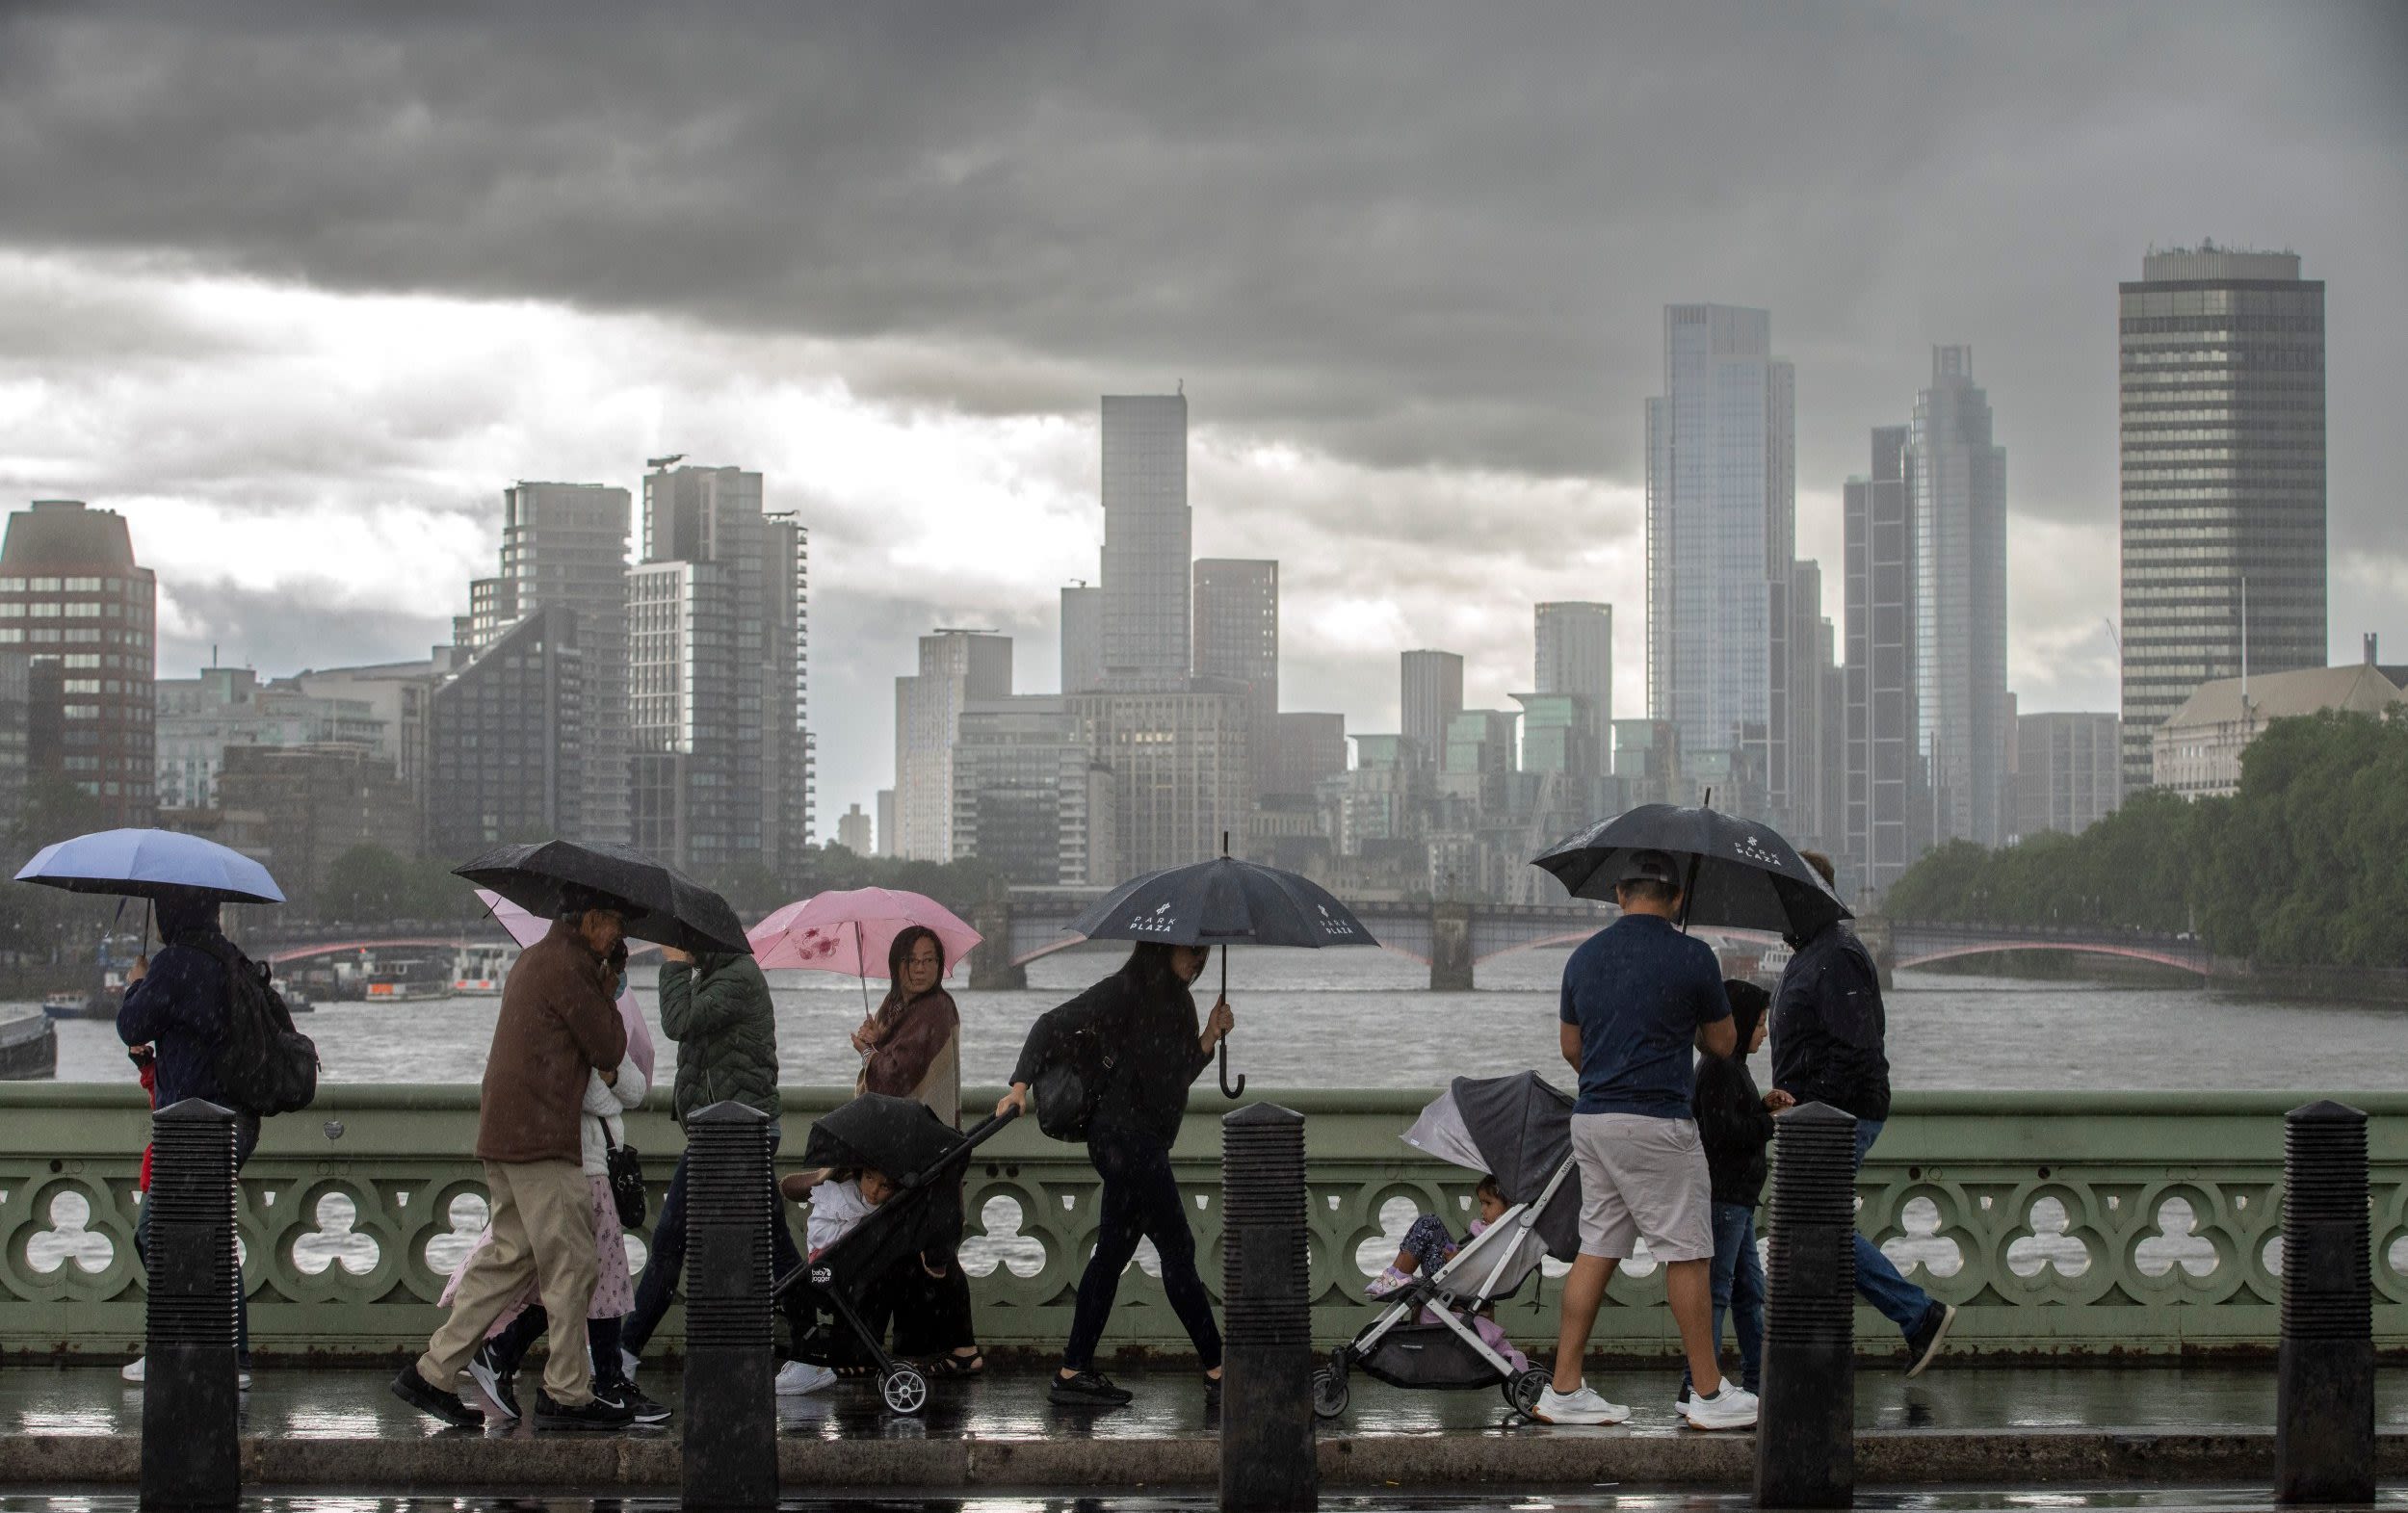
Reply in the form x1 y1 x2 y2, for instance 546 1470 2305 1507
1314 1072 1583 1422
773 1092 1017 1415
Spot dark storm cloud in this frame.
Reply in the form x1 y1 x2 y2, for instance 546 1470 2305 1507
4 1 2403 541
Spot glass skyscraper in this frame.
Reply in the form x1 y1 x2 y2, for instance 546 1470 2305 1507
1100 394 1191 689
2118 247 2325 792
1906 347 2010 847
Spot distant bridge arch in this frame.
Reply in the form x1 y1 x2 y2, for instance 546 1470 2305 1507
1887 922 2212 978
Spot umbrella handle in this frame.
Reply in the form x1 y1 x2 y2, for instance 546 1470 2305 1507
1217 1038 1245 1100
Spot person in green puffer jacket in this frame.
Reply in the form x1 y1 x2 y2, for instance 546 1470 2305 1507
619 946 803 1372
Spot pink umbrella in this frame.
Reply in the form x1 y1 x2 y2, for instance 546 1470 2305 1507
747 887 982 980
475 888 655 1084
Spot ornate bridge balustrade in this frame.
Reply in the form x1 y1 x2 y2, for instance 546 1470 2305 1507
3 1086 2402 1361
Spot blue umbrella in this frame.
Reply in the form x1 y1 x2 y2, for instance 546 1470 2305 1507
13 827 286 905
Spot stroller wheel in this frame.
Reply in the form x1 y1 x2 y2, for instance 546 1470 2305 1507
1505 1367 1552 1420
1310 1367 1349 1421
880 1363 930 1415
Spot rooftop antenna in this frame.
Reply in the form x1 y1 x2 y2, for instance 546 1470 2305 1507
645 453 685 471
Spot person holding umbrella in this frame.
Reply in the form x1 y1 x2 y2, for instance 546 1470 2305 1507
998 941 1234 1408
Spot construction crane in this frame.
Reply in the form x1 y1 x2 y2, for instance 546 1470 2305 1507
645 453 686 471
2100 617 2122 657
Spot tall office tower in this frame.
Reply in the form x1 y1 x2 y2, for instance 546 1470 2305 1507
2119 246 2325 791
492 483 633 845
1193 559 1279 796
892 630 1012 860
1844 428 1924 900
1645 305 1795 815
762 512 813 862
1904 347 2010 846
1098 394 1191 689
628 463 797 876
1533 602 1613 771
0 500 157 827
1060 584 1104 693
427 606 585 858
2013 712 2122 840
1782 561 1839 851
1400 650 1464 769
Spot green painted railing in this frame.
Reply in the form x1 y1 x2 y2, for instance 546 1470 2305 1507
3 1085 2404 1362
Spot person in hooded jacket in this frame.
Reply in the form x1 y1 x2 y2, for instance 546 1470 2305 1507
1680 978 1775 1406
998 942 1235 1409
117 892 256 1386
619 942 805 1374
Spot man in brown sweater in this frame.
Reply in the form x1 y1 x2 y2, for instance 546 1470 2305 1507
393 893 634 1430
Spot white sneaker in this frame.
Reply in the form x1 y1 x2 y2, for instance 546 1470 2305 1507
774 1361 838 1396
120 1356 145 1384
1532 1382 1630 1425
1683 1381 1758 1430
237 1370 252 1392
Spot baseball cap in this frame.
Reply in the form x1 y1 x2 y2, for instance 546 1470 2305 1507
1615 849 1682 888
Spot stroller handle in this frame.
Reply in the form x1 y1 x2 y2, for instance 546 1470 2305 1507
897 1106 1020 1190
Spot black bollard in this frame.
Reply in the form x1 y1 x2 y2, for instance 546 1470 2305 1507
681 1101 778 1511
2274 1099 2372 1505
142 1098 241 1510
1754 1102 1857 1511
1220 1103 1316 1513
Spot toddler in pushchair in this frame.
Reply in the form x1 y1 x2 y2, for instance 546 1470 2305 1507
773 1092 1015 1415
1314 1072 1580 1422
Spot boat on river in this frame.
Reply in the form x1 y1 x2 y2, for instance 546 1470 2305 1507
0 1013 58 1080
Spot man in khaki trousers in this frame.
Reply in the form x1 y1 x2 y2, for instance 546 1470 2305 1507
393 892 632 1430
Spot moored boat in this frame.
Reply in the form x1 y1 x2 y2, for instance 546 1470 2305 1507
0 1013 58 1080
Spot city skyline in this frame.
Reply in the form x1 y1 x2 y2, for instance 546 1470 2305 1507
0 6 2399 823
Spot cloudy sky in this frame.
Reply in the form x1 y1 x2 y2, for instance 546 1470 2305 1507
3 3 2402 823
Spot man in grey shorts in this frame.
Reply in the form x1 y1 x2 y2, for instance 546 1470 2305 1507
1537 851 1757 1431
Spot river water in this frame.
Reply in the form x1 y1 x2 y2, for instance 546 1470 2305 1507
24 944 2408 1091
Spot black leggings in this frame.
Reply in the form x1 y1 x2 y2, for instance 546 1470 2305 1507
1062 1128 1221 1372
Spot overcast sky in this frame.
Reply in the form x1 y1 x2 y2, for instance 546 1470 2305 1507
3 2 2403 825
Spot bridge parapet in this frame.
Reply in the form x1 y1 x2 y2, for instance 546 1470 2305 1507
1890 920 2212 976
3 1083 2401 1362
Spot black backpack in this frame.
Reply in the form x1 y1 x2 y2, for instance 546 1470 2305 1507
1030 999 1120 1143
197 939 320 1117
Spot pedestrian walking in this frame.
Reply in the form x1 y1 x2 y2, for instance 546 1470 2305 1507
458 942 669 1425
618 940 803 1376
1770 850 1955 1374
1538 850 1757 1431
116 893 270 1390
391 889 633 1431
850 925 983 1382
1680 978 1775 1406
998 942 1235 1409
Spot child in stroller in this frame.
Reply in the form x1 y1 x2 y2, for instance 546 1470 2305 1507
1364 1174 1510 1299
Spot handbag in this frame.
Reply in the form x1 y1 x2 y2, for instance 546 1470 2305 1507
601 1121 647 1230
1032 1024 1117 1143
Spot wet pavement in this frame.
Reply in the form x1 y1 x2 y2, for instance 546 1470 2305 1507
0 1490 2405 1511
3 1362 2405 1442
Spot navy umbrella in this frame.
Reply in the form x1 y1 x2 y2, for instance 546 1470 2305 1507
1067 844 1378 1097
454 839 750 955
1531 801 1847 940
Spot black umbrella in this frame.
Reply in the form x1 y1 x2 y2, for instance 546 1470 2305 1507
1531 801 1848 940
802 1092 965 1187
453 839 751 955
1067 840 1378 1097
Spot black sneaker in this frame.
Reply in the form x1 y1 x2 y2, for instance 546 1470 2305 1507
533 1389 638 1430
467 1343 518 1422
390 1364 484 1429
1049 1370 1134 1408
599 1382 672 1425
1904 1301 1957 1378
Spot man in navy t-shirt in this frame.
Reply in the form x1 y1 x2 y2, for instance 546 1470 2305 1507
1534 850 1754 1432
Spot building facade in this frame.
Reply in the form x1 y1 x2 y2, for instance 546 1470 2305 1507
892 631 1013 861
1099 395 1191 690
0 652 27 836
156 666 387 813
1400 650 1464 771
1269 711 1348 799
950 694 1113 887
214 743 420 909
1646 305 1795 822
1844 427 1924 901
1533 602 1612 772
1907 346 2011 847
2119 247 2326 791
1193 559 1279 797
1060 584 1103 694
2013 712 2122 840
0 500 158 827
493 483 632 845
835 803 873 855
426 605 585 859
1069 685 1248 877
2151 663 2396 799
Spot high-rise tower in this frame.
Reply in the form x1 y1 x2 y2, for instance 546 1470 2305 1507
1099 395 1191 690
0 500 157 828
1534 602 1612 771
1906 347 2010 846
1193 559 1278 796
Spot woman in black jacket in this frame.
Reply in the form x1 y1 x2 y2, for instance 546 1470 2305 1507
998 942 1235 1408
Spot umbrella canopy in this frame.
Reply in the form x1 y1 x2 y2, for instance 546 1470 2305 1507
453 839 749 955
801 1092 964 1186
1401 1072 1583 1261
748 888 982 977
14 827 285 904
1067 855 1378 950
475 889 654 1084
1531 803 1847 940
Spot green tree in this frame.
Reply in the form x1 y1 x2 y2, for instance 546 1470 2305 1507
319 844 464 925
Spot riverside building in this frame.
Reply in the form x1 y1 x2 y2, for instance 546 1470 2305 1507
0 500 158 827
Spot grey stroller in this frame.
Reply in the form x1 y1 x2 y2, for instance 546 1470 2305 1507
1313 1072 1582 1421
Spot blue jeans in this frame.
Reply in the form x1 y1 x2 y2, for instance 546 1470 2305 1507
621 1125 803 1360
1681 1200 1764 1396
1853 1119 1936 1338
